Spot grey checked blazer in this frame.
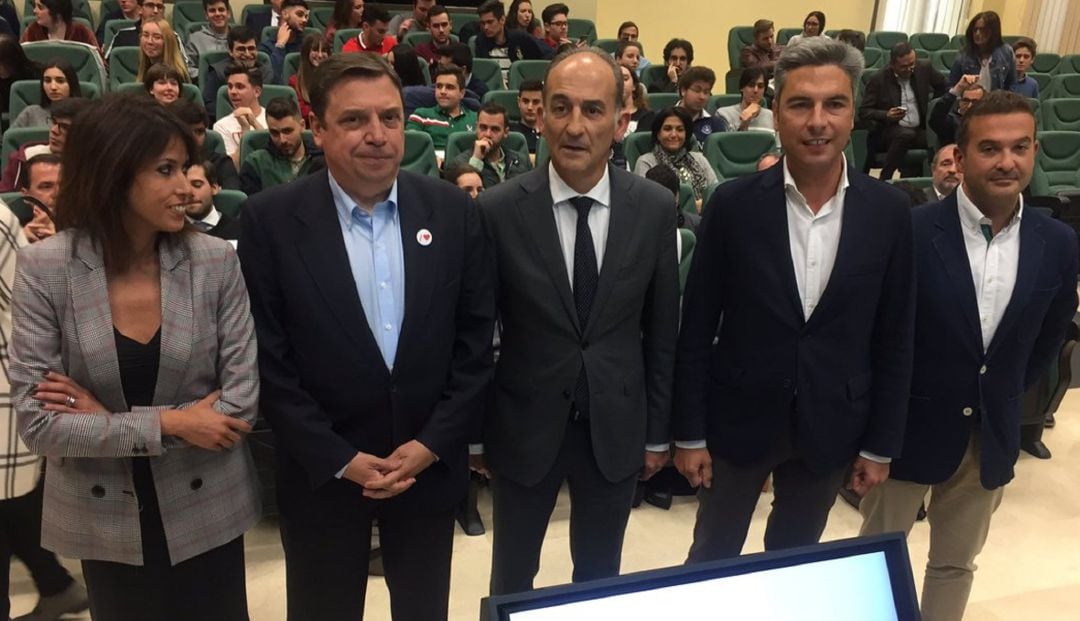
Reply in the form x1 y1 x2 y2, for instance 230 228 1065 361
9 230 261 565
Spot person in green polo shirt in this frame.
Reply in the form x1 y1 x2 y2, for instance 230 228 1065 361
239 97 325 195
406 63 477 155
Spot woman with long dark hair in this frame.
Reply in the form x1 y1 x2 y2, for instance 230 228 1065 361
20 0 98 47
323 0 363 46
787 11 825 46
289 32 328 125
950 11 1015 92
388 43 426 87
11 59 81 127
633 106 718 203
506 0 542 38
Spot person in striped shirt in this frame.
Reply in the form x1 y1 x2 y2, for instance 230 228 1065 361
406 63 477 154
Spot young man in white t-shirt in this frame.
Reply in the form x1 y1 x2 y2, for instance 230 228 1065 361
213 63 266 167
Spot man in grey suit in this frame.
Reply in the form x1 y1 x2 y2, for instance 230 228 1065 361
477 47 680 595
926 144 962 203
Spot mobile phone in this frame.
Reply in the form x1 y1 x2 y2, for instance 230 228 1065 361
896 106 908 112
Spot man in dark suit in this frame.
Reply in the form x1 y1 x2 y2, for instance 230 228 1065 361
185 160 241 240
243 0 282 33
674 37 916 562
860 91 1078 621
477 48 680 595
925 144 962 203
859 42 948 180
238 54 495 621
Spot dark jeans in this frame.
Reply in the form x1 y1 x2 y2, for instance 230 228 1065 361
876 125 928 180
0 482 75 619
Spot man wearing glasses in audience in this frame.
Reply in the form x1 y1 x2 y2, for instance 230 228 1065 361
675 66 727 145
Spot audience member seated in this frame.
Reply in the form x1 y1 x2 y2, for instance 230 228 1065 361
509 79 542 153
450 102 530 189
926 143 961 202
740 19 781 77
414 5 454 65
891 180 931 206
929 78 985 146
172 97 242 190
245 0 283 32
185 160 240 239
213 63 266 166
617 21 652 74
143 62 183 105
475 0 550 79
185 0 233 79
621 64 653 133
323 0 362 47
0 97 86 191
442 160 483 198
950 11 1015 92
19 153 60 242
11 60 80 128
105 0 167 58
260 0 309 84
21 0 98 48
96 0 140 45
714 66 773 133
389 0 435 40
1010 37 1039 99
540 3 572 52
204 26 274 119
787 11 825 46
0 36 41 116
676 66 727 144
859 42 947 179
240 97 323 195
342 4 396 54
756 150 781 171
835 28 865 51
506 0 542 38
633 106 718 206
645 162 699 232
136 18 191 84
389 44 427 86
646 37 692 93
407 63 477 153
435 42 487 98
615 40 643 75
289 33 327 124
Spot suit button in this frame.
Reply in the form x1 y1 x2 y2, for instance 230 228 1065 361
390 383 397 393
979 365 987 375
91 485 105 498
782 379 792 389
190 478 203 490
562 389 571 399
581 341 590 351
962 407 973 417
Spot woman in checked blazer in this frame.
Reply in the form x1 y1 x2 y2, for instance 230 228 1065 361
8 93 260 621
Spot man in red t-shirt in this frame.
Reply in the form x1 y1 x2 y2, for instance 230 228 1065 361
341 4 396 54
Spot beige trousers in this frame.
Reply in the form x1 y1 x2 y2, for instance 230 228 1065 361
859 433 1004 621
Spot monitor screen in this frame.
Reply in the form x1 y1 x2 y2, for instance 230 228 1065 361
483 534 919 621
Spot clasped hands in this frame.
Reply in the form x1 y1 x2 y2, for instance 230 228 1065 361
343 440 436 499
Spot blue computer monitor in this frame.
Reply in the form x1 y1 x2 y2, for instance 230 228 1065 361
481 533 920 621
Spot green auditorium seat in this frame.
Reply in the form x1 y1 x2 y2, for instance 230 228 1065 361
474 59 505 92
622 132 653 172
238 129 314 164
1041 99 1080 132
508 60 550 91
706 94 742 115
332 28 361 53
172 1 208 34
678 182 696 215
567 18 597 44
1047 74 1080 99
863 47 885 71
1 127 50 164
777 28 802 46
214 189 248 219
1033 53 1062 75
108 46 141 89
103 19 136 50
21 42 105 91
8 80 99 120
646 92 679 111
931 49 959 75
703 131 776 180
909 33 949 53
728 26 755 70
443 131 529 165
867 31 908 50
310 7 333 30
1031 131 1080 195
0 193 32 224
402 130 439 177
1056 55 1080 75
481 90 522 122
594 39 618 54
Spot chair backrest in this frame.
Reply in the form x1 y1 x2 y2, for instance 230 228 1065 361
1028 71 1053 96
24 0 90 20
703 131 776 180
677 182 696 215
863 47 885 70
214 189 248 219
701 182 720 210
402 130 440 177
114 81 201 103
204 129 226 156
867 31 908 50
723 68 740 94
104 18 137 50
481 90 521 122
238 129 314 164
508 60 550 91
641 65 669 91
622 131 653 171
931 49 959 74
185 21 210 40
332 27 362 53
443 131 528 164
0 192 32 224
402 31 459 47
887 176 933 189
567 18 597 44
1033 53 1062 75
108 46 141 88
1056 55 1080 76
8 80 39 120
727 26 755 70
1027 97 1042 127
706 94 741 115
535 136 550 168
1049 74 1080 99
240 5 271 26
777 28 802 46
1041 98 1080 132
594 38 618 54
947 34 965 49
21 42 105 91
849 128 869 173
909 32 949 53
473 58 505 92
283 53 301 85
172 1 206 33
1033 130 1080 194
645 92 679 111
215 84 299 121
310 7 334 30
1 127 50 165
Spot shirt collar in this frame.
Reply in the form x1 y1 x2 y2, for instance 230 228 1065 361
782 154 850 212
189 204 221 227
328 171 399 229
548 162 611 208
956 183 1023 232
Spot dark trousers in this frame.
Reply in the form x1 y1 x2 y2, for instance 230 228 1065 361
687 419 846 563
877 125 928 180
490 418 638 595
0 482 74 619
280 508 454 621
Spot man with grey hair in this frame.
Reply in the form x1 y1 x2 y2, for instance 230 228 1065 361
674 36 916 561
477 46 679 594
927 144 962 202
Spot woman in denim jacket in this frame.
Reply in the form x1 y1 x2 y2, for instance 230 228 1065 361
949 11 1015 92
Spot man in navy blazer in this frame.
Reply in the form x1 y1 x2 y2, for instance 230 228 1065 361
674 37 916 562
238 54 494 621
860 91 1078 621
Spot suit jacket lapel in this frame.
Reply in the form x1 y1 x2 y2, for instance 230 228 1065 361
155 237 193 405
69 236 127 411
583 167 634 340
393 173 437 374
987 212 1044 357
516 169 581 334
932 196 984 351
805 170 864 328
760 165 806 325
294 171 387 369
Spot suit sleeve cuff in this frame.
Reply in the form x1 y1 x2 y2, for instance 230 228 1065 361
645 443 669 453
468 443 484 455
675 439 707 450
859 450 892 464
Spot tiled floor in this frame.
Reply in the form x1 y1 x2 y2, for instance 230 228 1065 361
10 393 1080 620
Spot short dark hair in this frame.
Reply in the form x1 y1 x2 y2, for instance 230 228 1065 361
227 25 257 49
518 79 543 95
890 42 915 63
442 160 479 185
965 11 1003 54
362 5 390 25
39 60 81 109
40 0 73 25
650 106 693 151
169 97 209 125
836 29 865 51
142 62 184 92
541 3 568 25
644 163 678 198
956 89 1035 148
428 5 449 21
48 96 88 120
309 53 402 122
478 0 504 19
436 42 473 73
478 101 508 127
192 159 219 186
678 66 715 92
54 93 198 272
282 0 308 9
266 96 301 120
804 11 826 32
753 19 774 38
20 153 61 190
1013 36 1037 56
615 40 642 60
432 63 465 89
738 66 768 89
891 181 930 206
224 62 263 88
617 21 637 38
202 0 230 11
663 38 693 64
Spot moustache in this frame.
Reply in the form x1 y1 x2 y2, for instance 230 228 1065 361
988 173 1019 181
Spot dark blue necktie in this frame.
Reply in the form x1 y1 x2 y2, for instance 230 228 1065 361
570 196 597 420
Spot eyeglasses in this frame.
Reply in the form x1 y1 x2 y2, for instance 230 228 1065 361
143 2 165 10
50 120 71 133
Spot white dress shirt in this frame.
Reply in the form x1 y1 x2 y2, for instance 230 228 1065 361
896 75 920 128
956 184 1022 350
784 156 849 320
213 107 267 157
549 162 611 280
